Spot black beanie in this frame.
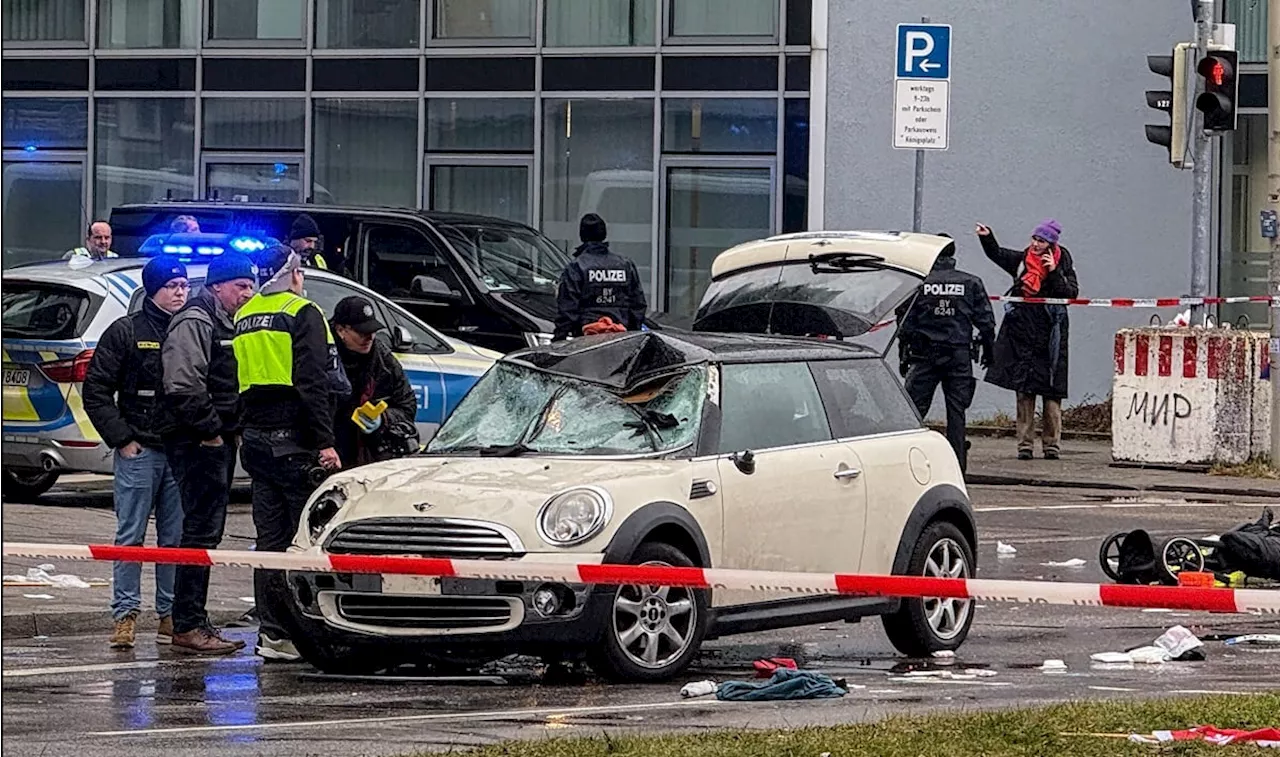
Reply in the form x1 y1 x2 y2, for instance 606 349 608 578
289 214 320 241
579 213 607 243
142 256 187 297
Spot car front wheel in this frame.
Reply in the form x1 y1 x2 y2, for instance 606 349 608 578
882 520 976 657
2 468 59 503
588 541 709 682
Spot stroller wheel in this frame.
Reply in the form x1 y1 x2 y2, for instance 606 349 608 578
1160 537 1206 583
1099 531 1128 582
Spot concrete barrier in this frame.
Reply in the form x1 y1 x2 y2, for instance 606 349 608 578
1112 328 1272 465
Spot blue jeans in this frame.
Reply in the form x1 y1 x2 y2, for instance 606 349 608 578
111 446 184 621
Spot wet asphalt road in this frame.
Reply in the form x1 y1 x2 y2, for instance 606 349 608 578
3 485 1280 757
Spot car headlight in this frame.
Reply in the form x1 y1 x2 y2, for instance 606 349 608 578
524 332 553 348
537 487 612 547
307 486 347 542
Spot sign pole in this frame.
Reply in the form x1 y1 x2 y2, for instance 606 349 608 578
912 15 928 233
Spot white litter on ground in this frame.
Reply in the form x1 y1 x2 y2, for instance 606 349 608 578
1224 634 1280 647
3 566 93 589
1142 608 1174 613
1154 626 1204 660
22 594 54 600
1040 558 1087 568
996 541 1017 557
932 650 955 659
1039 659 1068 671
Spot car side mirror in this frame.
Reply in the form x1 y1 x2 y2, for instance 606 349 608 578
410 275 463 303
731 449 756 475
391 325 415 351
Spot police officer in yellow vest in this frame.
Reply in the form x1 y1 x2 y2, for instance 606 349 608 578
232 244 348 662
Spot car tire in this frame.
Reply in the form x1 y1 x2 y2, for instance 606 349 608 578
587 541 709 683
882 520 976 657
1 468 59 503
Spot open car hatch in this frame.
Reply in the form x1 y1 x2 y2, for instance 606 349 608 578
690 231 951 356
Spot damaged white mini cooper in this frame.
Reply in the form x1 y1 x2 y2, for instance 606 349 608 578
276 231 977 681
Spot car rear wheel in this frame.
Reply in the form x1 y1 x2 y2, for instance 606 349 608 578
2 468 59 503
588 541 708 682
882 520 976 657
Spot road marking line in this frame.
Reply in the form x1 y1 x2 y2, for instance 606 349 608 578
1089 686 1138 692
2 656 257 679
88 700 717 737
975 502 1259 513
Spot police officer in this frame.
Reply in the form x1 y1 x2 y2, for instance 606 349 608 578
897 234 996 473
553 213 647 341
162 252 258 655
82 256 188 649
288 214 328 270
331 296 419 467
233 244 348 662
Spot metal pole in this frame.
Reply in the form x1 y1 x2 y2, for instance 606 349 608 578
1190 0 1215 325
911 15 929 233
1268 0 1280 467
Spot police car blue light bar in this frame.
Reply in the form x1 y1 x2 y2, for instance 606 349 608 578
230 237 266 253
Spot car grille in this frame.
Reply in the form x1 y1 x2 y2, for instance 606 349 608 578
324 518 523 560
335 594 515 630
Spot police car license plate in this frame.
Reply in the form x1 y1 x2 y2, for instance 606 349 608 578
2 369 31 387
382 575 442 595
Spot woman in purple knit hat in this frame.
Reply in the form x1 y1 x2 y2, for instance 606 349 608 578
974 219 1080 460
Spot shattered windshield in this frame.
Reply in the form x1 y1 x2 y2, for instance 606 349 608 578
428 363 707 456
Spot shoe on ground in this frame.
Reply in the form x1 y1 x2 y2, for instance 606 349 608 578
1044 449 1060 460
110 612 138 649
256 634 302 662
202 621 247 650
1017 449 1033 461
156 616 174 645
171 628 239 655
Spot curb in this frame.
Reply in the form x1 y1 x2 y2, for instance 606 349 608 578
927 423 1111 442
965 473 1280 499
2 608 247 638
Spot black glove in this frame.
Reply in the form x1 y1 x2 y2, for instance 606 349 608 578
899 360 910 378
980 343 993 370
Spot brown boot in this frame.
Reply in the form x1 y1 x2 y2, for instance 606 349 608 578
110 612 138 649
203 621 247 650
156 616 174 645
171 628 239 655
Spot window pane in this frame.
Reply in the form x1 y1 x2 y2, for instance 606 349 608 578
206 161 302 203
670 0 777 38
427 99 534 152
783 98 809 233
98 0 197 48
203 99 305 150
810 360 920 438
718 362 830 453
434 0 532 41
663 99 777 154
366 224 466 299
431 165 529 223
208 0 303 41
2 161 84 267
94 98 195 217
3 98 87 150
545 0 655 47
317 0 418 48
542 99 654 285
314 99 417 207
3 0 85 42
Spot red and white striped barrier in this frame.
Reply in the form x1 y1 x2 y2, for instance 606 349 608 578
4 542 1278 616
991 295 1279 308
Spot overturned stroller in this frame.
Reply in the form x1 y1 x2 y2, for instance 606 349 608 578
1099 508 1280 587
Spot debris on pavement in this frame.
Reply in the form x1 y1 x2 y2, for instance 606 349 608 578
716 668 847 702
1039 659 1068 671
22 594 55 600
1224 634 1280 647
1154 625 1206 661
1090 647 1170 665
1040 558 1087 568
753 657 798 677
1128 725 1280 747
3 566 95 589
680 680 719 699
931 650 956 659
997 541 1017 557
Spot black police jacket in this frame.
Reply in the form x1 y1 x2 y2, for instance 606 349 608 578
553 241 648 340
897 256 997 362
160 288 242 442
83 299 175 450
334 336 418 467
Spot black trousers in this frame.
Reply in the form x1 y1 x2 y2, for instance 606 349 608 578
167 436 238 635
905 347 976 472
240 433 315 641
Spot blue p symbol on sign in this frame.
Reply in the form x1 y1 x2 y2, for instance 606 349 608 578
896 24 951 79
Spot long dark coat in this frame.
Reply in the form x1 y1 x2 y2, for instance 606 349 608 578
979 233 1080 399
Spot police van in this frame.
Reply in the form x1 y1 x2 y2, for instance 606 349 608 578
0 234 498 502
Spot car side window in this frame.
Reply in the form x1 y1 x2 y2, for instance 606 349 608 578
365 224 465 301
716 362 832 454
301 276 355 320
809 359 921 438
382 305 448 355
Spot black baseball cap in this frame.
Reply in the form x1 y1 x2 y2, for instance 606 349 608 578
332 296 384 335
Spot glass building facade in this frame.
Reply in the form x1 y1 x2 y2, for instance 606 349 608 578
2 0 813 317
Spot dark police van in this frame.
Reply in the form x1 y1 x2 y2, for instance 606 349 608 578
107 202 572 353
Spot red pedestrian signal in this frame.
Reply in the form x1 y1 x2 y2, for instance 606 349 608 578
1195 49 1238 133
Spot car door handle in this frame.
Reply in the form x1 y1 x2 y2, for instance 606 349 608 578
834 467 861 480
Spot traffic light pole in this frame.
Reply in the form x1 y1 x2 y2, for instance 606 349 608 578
1269 0 1280 468
1190 0 1215 326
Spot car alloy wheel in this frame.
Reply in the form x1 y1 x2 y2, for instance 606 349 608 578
610 560 698 670
922 537 972 641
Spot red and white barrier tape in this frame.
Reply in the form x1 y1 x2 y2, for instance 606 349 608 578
4 543 1278 615
990 295 1279 308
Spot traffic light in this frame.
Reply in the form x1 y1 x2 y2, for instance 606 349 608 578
1146 43 1191 167
1196 47 1239 132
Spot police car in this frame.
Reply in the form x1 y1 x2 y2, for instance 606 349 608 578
1 234 499 502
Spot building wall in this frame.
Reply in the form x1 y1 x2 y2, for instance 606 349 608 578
823 0 1194 416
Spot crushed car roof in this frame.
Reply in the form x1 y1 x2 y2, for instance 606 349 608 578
505 330 875 391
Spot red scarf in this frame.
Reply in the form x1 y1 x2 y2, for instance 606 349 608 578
1020 244 1061 296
